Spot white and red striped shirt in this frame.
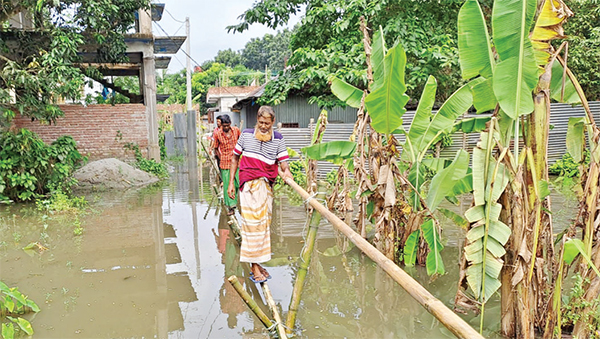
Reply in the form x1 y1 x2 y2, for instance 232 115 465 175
233 129 289 187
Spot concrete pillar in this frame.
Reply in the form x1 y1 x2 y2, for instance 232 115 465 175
138 8 160 161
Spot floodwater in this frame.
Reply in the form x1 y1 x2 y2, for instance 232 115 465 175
0 164 576 339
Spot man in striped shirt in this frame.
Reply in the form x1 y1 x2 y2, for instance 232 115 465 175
228 106 294 283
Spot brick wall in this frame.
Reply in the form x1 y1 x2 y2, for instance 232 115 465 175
12 104 149 160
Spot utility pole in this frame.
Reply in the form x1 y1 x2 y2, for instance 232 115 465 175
186 17 192 112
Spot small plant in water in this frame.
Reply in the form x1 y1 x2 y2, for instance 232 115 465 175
36 190 88 235
0 280 40 339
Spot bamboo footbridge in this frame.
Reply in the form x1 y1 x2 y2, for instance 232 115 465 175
201 140 483 338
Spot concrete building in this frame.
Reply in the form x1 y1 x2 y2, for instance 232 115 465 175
206 86 260 128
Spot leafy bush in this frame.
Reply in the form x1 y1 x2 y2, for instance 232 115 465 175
0 129 85 202
326 169 338 187
275 160 306 188
549 151 590 178
561 273 600 335
124 143 169 179
0 280 40 338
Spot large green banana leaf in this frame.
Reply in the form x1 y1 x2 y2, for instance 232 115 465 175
463 129 511 302
452 117 491 134
492 0 537 61
403 229 420 267
469 77 496 113
409 81 475 159
566 117 586 163
371 26 387 92
491 0 538 119
330 78 363 109
422 219 445 276
458 0 494 79
404 75 437 162
426 149 469 211
365 43 410 135
301 141 356 164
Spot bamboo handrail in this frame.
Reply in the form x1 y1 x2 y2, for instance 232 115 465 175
282 177 484 339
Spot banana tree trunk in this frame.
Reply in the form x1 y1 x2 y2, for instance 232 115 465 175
573 157 600 338
500 62 555 339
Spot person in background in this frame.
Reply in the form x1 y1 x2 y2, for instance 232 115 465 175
213 114 241 215
212 115 223 169
228 106 294 283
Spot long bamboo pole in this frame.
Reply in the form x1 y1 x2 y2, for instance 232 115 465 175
286 210 322 333
227 276 275 331
261 282 287 339
282 177 484 339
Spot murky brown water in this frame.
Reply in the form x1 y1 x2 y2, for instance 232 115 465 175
0 165 576 338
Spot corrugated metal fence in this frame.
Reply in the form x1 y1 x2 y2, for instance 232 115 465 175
280 102 600 177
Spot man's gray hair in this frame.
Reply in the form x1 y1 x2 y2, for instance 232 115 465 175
257 106 275 121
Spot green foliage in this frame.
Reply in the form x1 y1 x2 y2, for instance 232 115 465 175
275 160 306 188
325 169 338 188
549 151 590 178
365 43 410 135
159 63 264 115
561 274 600 335
36 190 87 235
0 129 85 202
463 130 511 304
0 0 150 123
241 29 293 71
233 0 463 108
301 141 356 165
0 280 39 339
421 219 445 276
563 0 600 101
123 143 169 179
214 48 245 68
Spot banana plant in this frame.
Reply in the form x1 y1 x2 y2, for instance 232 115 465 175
454 0 576 337
331 28 484 274
463 122 511 332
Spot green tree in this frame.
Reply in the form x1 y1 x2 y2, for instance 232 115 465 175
157 69 187 104
229 0 464 108
0 0 150 125
242 29 293 71
214 48 245 67
158 63 264 114
563 0 600 100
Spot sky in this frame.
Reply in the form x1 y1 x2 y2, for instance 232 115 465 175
154 0 302 74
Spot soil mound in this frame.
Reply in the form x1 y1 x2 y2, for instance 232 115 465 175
74 158 159 190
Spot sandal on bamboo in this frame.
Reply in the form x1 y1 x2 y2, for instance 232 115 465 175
249 272 268 283
259 266 271 279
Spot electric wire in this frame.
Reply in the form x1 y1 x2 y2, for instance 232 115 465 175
153 20 202 67
164 8 186 24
